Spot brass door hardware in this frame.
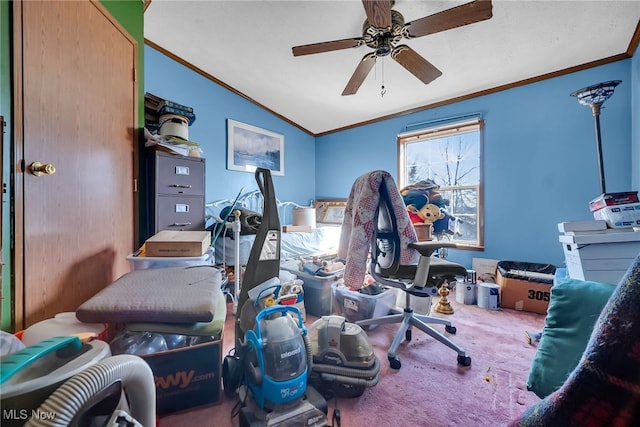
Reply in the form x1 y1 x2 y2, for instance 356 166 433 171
29 162 56 176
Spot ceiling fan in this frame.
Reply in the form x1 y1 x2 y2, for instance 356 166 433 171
292 0 493 96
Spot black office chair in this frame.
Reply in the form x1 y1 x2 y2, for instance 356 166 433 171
346 171 471 370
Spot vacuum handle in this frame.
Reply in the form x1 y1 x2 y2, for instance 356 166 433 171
0 336 82 384
254 305 305 338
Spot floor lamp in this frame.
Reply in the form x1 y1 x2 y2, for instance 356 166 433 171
570 80 621 196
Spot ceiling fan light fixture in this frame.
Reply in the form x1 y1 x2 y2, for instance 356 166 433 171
376 40 392 56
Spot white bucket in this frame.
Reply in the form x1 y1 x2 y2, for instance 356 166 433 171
477 283 500 310
159 113 189 140
22 312 107 346
293 207 316 228
455 282 477 305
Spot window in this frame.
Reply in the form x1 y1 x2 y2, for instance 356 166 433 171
398 118 483 249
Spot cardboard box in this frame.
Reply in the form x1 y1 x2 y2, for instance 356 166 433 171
145 230 211 257
592 202 640 228
141 336 223 415
559 230 640 285
557 220 607 233
588 191 639 212
496 270 554 314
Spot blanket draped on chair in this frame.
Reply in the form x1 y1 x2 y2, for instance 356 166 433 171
338 170 419 290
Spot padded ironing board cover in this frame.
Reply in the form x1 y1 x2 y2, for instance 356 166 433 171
76 266 222 324
339 170 419 289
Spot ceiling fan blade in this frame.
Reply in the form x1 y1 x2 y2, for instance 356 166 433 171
405 0 493 38
391 45 442 85
342 52 377 96
362 0 392 29
292 38 364 57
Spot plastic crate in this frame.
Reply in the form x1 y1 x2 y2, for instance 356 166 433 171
332 283 396 328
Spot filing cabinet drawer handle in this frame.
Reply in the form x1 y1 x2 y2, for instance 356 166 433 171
170 222 192 227
169 184 192 188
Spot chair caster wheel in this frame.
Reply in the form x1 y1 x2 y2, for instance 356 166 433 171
457 355 472 366
388 355 401 370
405 329 412 341
445 325 457 334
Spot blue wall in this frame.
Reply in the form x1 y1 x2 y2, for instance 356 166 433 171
144 47 317 219
146 45 635 270
316 60 634 269
632 50 639 193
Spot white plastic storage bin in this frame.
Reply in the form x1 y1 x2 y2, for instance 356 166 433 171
127 247 214 270
280 260 339 317
332 283 396 328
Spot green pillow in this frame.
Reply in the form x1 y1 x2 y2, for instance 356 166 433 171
526 277 615 398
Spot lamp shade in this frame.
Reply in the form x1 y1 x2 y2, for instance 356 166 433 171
570 80 621 107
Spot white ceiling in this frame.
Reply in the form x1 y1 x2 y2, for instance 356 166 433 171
144 1 640 135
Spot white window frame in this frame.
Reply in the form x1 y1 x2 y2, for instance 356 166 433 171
398 118 484 250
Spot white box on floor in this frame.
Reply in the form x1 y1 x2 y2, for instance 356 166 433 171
559 229 640 285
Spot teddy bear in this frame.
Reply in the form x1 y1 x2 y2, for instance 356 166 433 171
416 203 444 224
406 202 443 225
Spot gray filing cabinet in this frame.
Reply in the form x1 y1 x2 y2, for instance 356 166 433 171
149 150 205 233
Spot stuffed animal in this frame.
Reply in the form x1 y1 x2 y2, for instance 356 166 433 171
401 179 462 237
417 203 444 224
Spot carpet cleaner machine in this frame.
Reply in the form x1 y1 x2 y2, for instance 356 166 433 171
222 168 380 427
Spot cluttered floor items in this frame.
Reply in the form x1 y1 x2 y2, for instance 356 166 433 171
218 168 383 427
0 227 227 424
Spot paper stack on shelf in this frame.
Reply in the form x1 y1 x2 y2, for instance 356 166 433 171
144 128 202 157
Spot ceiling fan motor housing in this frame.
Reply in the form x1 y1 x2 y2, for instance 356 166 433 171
362 9 405 56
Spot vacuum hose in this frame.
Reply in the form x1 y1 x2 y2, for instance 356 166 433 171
311 356 381 388
303 332 314 370
26 355 155 427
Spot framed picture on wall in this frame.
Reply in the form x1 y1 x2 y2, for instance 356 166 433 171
314 199 347 224
227 119 284 176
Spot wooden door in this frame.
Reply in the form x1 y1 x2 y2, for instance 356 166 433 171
13 0 137 328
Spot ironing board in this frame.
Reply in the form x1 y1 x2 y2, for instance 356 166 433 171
76 266 223 324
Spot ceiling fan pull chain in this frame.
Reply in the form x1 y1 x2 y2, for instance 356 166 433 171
381 57 386 98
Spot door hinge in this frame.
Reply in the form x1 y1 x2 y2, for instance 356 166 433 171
133 178 138 193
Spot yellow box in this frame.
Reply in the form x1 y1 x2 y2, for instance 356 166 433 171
145 230 211 257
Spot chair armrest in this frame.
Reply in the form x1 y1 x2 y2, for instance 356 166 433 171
408 241 460 257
